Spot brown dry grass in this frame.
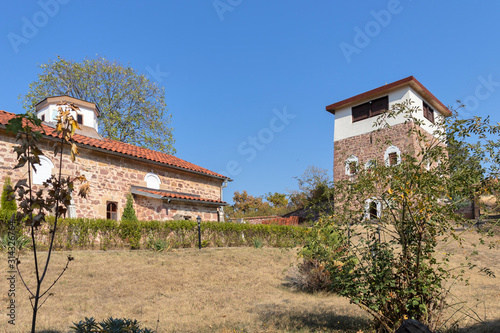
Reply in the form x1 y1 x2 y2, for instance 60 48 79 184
0 227 498 333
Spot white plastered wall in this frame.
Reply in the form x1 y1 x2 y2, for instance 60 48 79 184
333 87 444 142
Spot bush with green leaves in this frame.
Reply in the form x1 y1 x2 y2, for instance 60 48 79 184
1 176 18 235
120 219 142 249
121 193 137 221
0 233 30 252
302 101 499 332
71 316 154 333
20 217 308 250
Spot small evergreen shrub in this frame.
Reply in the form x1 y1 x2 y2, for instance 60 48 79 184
121 193 137 221
0 176 18 235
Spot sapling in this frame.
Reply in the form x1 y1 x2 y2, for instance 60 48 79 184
6 102 89 333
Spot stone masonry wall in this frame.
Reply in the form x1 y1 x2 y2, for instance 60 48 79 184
333 122 437 181
0 130 224 221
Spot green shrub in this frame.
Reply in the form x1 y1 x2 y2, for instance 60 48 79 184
121 193 137 221
71 316 154 332
16 217 308 250
252 237 264 248
1 176 17 211
0 233 30 252
0 176 18 236
120 219 142 250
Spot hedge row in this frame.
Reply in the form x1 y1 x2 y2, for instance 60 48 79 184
1 217 308 251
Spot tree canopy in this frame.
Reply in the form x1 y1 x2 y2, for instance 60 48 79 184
21 56 175 154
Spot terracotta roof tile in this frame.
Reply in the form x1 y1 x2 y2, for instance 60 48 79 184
0 110 229 180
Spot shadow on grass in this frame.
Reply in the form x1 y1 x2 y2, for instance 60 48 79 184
38 331 65 333
257 305 372 332
455 318 500 333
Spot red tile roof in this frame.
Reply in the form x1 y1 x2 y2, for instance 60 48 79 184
134 188 227 205
326 76 452 117
0 110 229 180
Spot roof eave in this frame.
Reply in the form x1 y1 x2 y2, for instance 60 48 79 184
325 76 452 117
130 187 228 206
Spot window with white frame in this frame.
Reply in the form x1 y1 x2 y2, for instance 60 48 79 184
365 159 376 171
144 172 161 189
33 156 54 185
345 155 359 176
384 145 401 166
364 198 381 220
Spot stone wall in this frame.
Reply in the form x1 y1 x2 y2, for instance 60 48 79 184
0 130 224 221
333 122 437 181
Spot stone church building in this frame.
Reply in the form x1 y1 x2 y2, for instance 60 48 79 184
326 76 452 218
0 96 230 222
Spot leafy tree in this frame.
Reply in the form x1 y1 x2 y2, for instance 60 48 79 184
6 103 88 333
21 56 175 154
265 192 289 208
121 193 138 221
290 165 331 208
232 190 271 216
301 101 499 332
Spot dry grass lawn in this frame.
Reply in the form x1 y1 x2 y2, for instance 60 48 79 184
0 227 499 333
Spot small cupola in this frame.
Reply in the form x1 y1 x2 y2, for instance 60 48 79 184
35 96 102 139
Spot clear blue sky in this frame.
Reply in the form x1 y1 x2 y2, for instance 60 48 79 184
1 1 500 204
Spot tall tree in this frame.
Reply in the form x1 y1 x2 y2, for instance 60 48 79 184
290 165 331 208
21 56 175 154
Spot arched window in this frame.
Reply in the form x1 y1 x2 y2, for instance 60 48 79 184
365 198 381 220
384 145 401 167
365 159 376 171
33 156 54 185
345 155 359 176
106 201 117 220
144 173 161 189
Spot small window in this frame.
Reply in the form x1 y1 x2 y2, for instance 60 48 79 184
41 114 45 122
33 156 54 185
352 102 370 122
384 145 401 167
365 159 375 172
144 173 161 189
345 156 359 176
352 96 388 123
388 152 398 166
423 102 435 124
77 114 83 125
371 96 389 117
106 202 118 220
349 161 357 175
365 198 381 220
369 201 378 220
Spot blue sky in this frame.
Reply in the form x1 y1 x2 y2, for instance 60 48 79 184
1 1 500 204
